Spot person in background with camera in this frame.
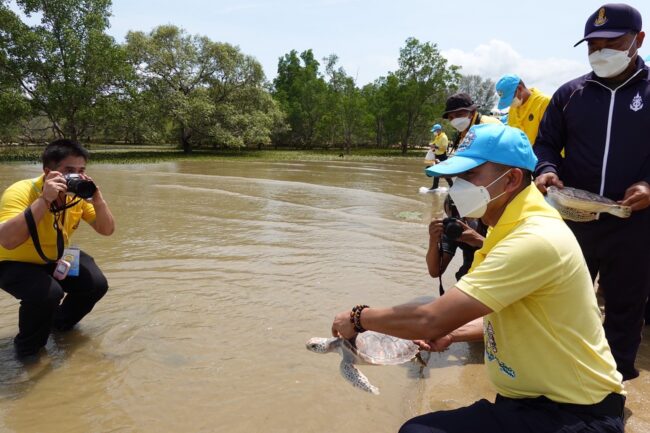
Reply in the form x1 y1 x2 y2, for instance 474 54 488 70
0 139 115 359
425 195 487 287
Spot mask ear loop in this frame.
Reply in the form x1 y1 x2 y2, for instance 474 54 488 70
485 169 513 203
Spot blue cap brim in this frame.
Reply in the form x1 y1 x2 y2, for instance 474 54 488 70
425 155 486 177
497 92 514 110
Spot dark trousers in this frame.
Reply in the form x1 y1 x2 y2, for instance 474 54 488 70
431 154 454 189
567 212 650 380
0 251 108 356
399 394 624 433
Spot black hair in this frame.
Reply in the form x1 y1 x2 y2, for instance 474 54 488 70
41 139 90 169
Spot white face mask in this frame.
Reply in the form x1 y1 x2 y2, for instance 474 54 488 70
588 38 636 78
448 169 511 218
510 96 522 108
450 116 471 131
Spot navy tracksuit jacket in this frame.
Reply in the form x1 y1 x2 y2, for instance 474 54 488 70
534 57 650 379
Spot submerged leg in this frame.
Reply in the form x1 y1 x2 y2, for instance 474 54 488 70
339 360 379 395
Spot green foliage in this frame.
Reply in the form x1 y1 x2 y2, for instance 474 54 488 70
125 25 283 152
272 49 328 148
388 37 461 154
320 54 371 152
0 78 30 142
0 1 494 155
0 0 128 140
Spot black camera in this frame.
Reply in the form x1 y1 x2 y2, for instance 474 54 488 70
64 174 97 199
443 217 464 240
442 195 463 240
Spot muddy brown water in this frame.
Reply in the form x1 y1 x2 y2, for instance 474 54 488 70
0 160 648 432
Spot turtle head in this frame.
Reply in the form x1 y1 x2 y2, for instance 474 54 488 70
306 337 337 353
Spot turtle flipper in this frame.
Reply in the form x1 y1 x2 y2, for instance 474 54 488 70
339 360 379 395
606 205 632 219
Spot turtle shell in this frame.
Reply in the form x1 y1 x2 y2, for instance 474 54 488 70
348 331 419 365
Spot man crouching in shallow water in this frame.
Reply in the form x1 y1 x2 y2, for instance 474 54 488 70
0 139 115 359
332 124 625 433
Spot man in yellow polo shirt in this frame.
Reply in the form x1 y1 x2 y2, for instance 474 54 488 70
0 139 115 358
331 124 624 433
427 124 453 191
496 74 550 145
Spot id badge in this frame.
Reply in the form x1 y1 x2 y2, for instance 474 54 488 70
53 259 71 280
62 247 80 277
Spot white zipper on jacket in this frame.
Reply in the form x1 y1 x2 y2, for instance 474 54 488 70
586 68 644 195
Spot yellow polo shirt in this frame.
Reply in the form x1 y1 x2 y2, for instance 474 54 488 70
456 184 623 404
507 88 550 145
432 132 449 156
0 175 96 264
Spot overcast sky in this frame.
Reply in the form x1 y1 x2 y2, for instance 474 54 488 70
12 0 650 95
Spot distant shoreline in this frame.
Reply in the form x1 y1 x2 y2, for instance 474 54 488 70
0 145 428 165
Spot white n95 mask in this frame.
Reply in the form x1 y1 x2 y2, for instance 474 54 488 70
448 170 511 218
588 38 636 78
450 116 471 131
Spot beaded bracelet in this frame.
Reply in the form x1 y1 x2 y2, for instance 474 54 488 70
349 304 369 333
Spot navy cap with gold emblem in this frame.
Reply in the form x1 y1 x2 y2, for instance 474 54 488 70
574 3 642 47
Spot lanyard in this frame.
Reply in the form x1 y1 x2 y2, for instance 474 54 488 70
23 206 64 263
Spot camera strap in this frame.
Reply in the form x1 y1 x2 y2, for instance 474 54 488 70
51 196 81 212
23 206 64 263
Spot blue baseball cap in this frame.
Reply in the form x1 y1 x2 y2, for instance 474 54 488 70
496 74 521 110
574 4 642 47
431 124 442 132
425 124 537 177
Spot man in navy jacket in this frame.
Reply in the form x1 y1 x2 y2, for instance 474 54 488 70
534 3 650 381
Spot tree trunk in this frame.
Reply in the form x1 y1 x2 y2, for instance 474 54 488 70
180 125 192 153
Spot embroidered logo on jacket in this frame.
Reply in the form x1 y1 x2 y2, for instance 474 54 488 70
630 92 644 112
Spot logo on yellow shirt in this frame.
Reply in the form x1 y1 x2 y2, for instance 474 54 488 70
485 320 517 379
594 8 608 26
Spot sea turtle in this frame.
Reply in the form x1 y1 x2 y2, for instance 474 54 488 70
306 331 421 395
546 186 631 222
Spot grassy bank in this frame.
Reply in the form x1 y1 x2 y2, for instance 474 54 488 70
0 144 427 164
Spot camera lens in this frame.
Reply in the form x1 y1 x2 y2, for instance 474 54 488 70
65 175 97 199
